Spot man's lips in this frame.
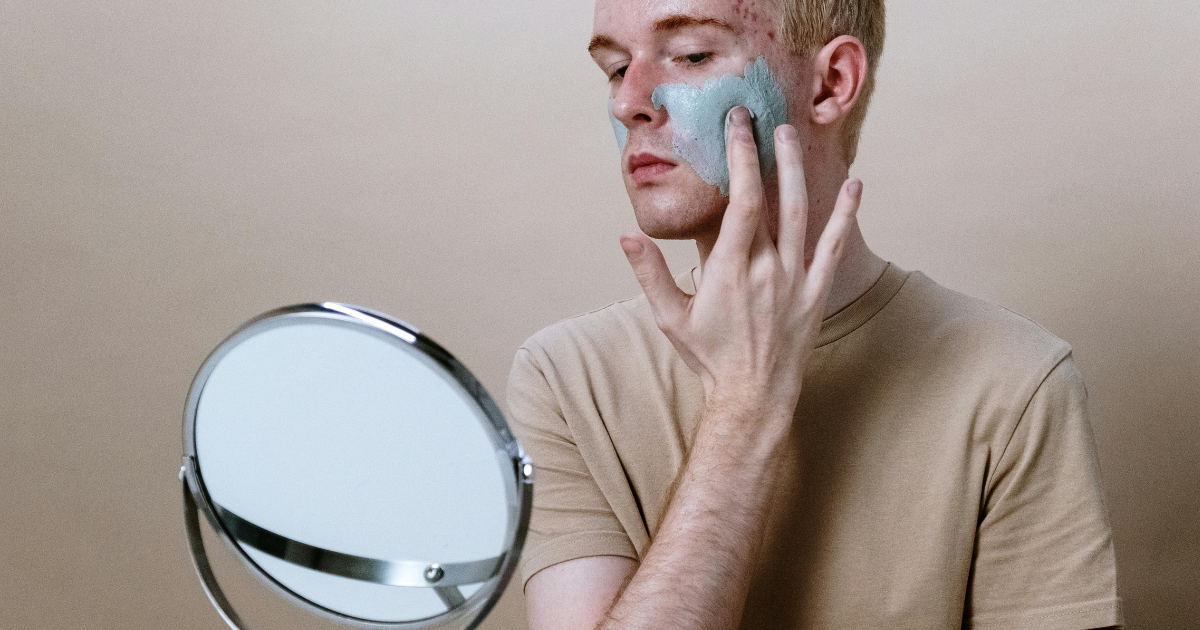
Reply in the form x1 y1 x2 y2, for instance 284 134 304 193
627 152 678 184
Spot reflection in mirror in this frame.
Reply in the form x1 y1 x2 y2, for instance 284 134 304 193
182 305 531 629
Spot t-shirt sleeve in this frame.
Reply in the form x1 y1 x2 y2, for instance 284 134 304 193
506 346 638 589
966 354 1123 629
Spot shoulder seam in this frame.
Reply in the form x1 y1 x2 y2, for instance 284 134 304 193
998 305 1069 347
517 294 645 354
982 348 1075 496
558 294 643 325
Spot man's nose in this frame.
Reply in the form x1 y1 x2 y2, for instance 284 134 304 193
611 59 667 130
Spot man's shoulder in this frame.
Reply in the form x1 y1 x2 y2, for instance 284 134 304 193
890 270 1074 381
516 291 662 372
507 290 687 427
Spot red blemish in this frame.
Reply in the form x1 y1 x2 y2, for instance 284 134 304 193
768 31 775 40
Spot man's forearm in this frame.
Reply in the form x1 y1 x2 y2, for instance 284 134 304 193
596 110 861 630
597 395 793 630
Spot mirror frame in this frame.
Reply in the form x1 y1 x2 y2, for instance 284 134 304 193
180 303 534 630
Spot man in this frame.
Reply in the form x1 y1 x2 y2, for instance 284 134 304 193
506 0 1122 628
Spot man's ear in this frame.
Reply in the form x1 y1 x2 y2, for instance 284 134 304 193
810 35 868 125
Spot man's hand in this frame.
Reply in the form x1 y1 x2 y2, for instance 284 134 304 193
620 106 862 420
524 109 865 630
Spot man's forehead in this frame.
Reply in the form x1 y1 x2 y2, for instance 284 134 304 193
593 0 755 38
589 15 738 54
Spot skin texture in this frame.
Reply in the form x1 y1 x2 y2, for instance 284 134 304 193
526 1 883 629
588 0 886 311
526 3 1124 630
617 55 789 195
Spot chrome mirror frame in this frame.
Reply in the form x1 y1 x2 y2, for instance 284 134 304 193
180 303 534 630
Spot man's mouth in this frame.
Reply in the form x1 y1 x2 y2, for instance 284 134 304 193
627 152 678 184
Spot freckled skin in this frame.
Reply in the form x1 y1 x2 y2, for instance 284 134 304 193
597 0 812 243
529 6 888 628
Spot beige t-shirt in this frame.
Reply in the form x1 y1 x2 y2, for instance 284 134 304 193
506 264 1122 630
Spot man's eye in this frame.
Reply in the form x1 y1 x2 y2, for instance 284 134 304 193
684 52 711 64
609 65 628 81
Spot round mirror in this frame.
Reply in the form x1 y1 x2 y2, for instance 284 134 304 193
180 303 532 630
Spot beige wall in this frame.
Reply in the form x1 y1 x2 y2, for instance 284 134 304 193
2 1 1197 628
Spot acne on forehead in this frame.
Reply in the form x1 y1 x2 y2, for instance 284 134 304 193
735 0 778 40
594 0 780 41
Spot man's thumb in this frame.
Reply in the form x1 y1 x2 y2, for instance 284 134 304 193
620 233 687 329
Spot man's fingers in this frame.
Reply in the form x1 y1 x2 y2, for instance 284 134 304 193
805 179 862 301
773 124 808 270
711 107 764 263
620 232 689 331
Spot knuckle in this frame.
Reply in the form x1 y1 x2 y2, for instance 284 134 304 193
826 236 847 260
654 304 683 332
733 182 764 204
631 262 659 284
668 311 689 333
741 192 765 211
728 201 758 220
661 322 689 349
729 129 758 156
652 313 672 335
737 148 761 169
737 128 758 150
650 306 673 330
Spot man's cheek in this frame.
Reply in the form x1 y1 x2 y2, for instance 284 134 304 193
608 57 788 196
608 98 628 153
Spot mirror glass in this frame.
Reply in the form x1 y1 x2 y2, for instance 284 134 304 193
183 305 529 628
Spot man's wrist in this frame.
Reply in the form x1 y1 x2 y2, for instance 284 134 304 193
702 382 801 427
693 389 797 465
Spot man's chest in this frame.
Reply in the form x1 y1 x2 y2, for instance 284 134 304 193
596 363 994 628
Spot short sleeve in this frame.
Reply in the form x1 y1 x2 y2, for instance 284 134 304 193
966 354 1123 629
506 347 638 589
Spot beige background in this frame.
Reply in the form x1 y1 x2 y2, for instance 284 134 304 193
2 0 1197 628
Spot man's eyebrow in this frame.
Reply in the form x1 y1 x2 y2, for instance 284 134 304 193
653 15 736 34
588 15 736 55
587 35 619 55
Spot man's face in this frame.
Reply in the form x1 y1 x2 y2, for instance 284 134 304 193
590 0 805 240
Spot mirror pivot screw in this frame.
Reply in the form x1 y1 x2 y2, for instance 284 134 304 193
520 455 535 483
424 564 444 583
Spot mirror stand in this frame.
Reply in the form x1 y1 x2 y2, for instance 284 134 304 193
179 303 533 630
182 458 248 630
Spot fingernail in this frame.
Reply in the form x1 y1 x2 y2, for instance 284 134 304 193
847 179 863 198
777 124 798 143
727 106 751 128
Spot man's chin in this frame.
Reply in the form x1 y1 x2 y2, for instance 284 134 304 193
627 181 727 241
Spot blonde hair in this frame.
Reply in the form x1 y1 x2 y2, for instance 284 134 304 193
775 0 886 165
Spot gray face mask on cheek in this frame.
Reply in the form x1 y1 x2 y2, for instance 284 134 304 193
609 56 789 197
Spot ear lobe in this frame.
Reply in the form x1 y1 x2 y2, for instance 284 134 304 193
810 35 868 126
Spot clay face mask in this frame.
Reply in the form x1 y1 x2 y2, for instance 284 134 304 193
609 56 788 196
609 98 628 152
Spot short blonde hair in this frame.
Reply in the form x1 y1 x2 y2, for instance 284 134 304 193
776 0 886 165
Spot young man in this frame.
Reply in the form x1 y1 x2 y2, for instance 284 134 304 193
506 1 1122 628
